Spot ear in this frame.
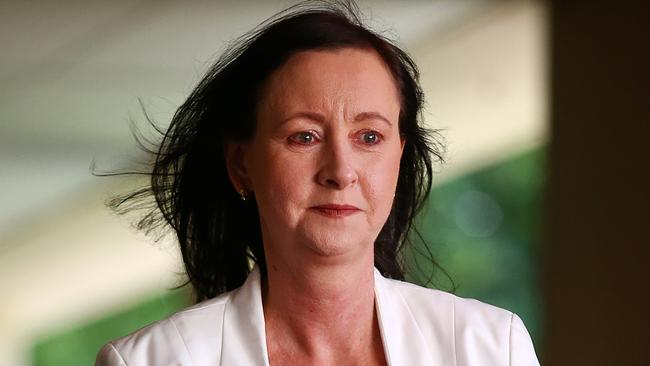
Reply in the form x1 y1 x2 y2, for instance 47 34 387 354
400 136 406 153
224 142 252 194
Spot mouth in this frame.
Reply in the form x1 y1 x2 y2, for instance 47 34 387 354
310 204 361 218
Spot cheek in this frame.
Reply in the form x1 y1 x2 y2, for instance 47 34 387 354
249 149 313 215
364 150 402 215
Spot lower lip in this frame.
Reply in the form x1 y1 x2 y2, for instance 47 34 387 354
310 207 360 218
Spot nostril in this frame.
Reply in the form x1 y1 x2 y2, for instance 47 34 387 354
316 157 358 189
325 178 340 188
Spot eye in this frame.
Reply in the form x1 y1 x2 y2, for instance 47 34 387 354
288 130 320 145
357 130 383 145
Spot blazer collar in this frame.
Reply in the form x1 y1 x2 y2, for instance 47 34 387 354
219 266 438 365
373 268 440 365
220 266 271 365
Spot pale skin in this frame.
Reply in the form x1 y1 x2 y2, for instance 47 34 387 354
226 47 404 365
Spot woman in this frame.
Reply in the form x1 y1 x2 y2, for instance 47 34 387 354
97 2 540 365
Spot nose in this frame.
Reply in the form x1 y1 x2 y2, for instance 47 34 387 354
316 139 358 190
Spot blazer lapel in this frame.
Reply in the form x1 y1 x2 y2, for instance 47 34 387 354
220 267 453 366
220 266 271 366
374 268 453 365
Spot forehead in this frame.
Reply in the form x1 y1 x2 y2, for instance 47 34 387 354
257 47 401 118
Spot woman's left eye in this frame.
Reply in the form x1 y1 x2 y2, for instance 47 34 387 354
357 130 383 145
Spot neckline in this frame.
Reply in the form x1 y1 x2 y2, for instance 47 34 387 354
220 265 394 365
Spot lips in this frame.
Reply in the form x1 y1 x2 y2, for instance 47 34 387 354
310 204 361 218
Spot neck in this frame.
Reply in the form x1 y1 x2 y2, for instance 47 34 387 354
262 253 382 362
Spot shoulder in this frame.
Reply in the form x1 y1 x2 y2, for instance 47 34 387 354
95 292 231 366
384 277 512 327
379 277 540 365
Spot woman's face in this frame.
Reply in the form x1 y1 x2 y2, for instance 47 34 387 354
233 47 403 266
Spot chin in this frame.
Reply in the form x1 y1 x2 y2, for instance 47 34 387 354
300 230 372 259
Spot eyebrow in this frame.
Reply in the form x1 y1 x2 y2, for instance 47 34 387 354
282 111 326 125
281 111 393 126
354 111 393 127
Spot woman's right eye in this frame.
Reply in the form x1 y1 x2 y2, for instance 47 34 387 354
288 131 319 145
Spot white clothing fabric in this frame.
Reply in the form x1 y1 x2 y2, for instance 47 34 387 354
96 267 540 365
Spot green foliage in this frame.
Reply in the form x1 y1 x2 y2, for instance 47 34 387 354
32 288 190 366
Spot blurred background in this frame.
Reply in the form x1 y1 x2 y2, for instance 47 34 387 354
1 0 547 364
5 0 645 365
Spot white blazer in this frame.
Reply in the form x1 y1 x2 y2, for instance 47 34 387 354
96 267 540 365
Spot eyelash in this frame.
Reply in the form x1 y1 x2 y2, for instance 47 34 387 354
287 130 384 146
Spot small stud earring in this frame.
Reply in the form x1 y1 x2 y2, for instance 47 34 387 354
238 188 248 201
